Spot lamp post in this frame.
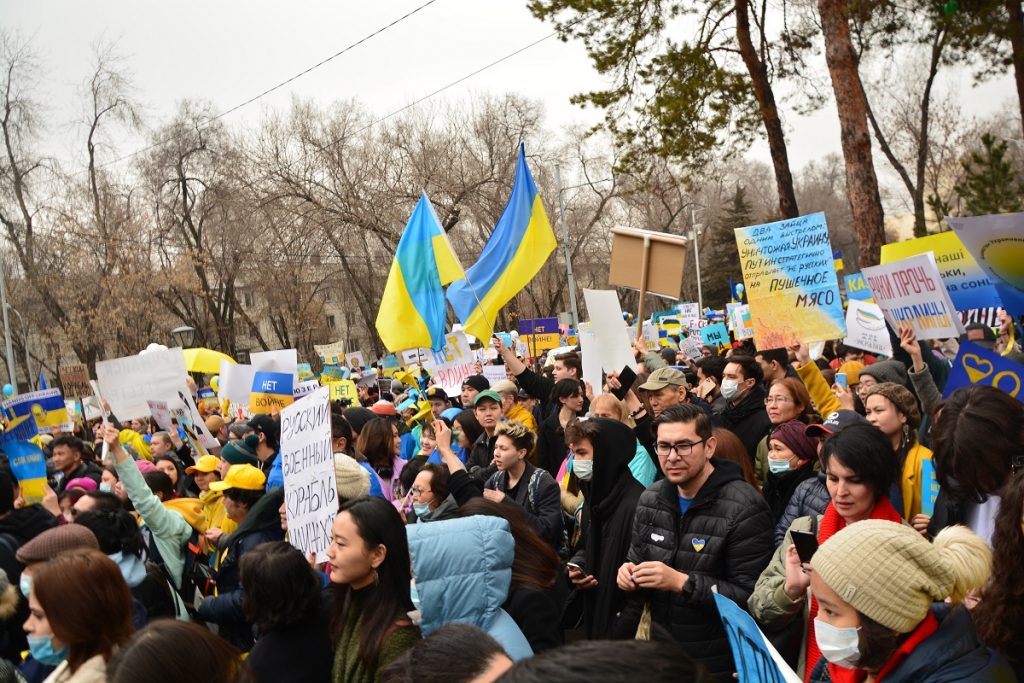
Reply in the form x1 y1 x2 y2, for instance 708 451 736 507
555 169 614 329
0 258 15 390
170 326 196 348
689 207 706 312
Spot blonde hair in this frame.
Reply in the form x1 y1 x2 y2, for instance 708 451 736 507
590 394 627 422
494 420 534 453
932 525 992 605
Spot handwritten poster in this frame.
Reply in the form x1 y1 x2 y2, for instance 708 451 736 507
701 322 730 347
946 212 1024 314
844 273 874 302
862 253 965 340
59 363 92 401
96 347 189 420
735 212 845 347
280 387 338 562
881 230 998 312
843 300 893 357
419 331 475 395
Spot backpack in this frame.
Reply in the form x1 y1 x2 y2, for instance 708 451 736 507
144 525 214 618
487 467 546 515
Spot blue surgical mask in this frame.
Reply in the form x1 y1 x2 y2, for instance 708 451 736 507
412 502 431 518
19 573 31 599
99 482 113 493
109 551 148 588
27 634 68 666
768 458 792 474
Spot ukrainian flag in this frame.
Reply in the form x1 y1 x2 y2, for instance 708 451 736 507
376 192 464 352
446 144 556 341
3 389 68 431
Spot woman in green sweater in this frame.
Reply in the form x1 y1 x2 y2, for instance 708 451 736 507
326 496 420 682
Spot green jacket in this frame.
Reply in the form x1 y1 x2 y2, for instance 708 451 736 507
333 589 419 683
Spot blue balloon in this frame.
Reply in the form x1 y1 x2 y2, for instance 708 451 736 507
1 384 12 397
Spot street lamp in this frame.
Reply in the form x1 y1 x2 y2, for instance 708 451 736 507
689 207 706 312
170 326 196 348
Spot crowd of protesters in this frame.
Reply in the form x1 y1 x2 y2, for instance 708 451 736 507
0 312 1020 683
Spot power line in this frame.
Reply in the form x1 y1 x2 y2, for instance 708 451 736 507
98 0 441 170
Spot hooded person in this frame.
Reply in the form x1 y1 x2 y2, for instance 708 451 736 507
407 514 533 661
564 417 645 639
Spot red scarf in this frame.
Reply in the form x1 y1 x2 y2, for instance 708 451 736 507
826 611 939 683
803 498 903 682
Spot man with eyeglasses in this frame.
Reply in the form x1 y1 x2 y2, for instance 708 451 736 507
614 404 772 681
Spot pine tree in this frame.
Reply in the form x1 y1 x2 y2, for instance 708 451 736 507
953 133 1024 215
700 186 751 309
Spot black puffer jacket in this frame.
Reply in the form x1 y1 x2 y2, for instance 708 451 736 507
716 385 772 462
614 458 773 682
774 473 830 546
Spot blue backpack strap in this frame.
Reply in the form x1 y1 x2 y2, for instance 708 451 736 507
527 468 544 513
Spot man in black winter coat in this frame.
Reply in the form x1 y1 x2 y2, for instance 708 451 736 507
714 355 771 463
614 403 773 682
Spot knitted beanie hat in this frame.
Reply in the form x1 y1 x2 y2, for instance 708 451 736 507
334 453 371 501
863 382 921 432
859 360 909 388
16 524 99 565
770 420 818 464
811 521 990 633
220 436 260 467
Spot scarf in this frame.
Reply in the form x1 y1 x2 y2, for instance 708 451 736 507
826 611 938 683
804 497 903 682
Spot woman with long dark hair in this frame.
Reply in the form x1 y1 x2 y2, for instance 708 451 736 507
327 497 419 682
536 378 585 477
354 418 406 502
972 469 1024 679
241 541 332 683
107 620 249 683
456 498 563 653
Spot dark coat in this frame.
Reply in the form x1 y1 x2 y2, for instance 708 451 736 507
247 602 334 683
503 584 564 654
197 488 286 651
614 458 774 682
716 385 772 463
0 506 58 660
570 419 645 639
467 432 497 482
808 606 1016 683
774 473 830 546
762 461 817 525
486 462 563 550
55 460 103 494
536 412 568 478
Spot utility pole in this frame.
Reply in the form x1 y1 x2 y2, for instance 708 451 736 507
555 165 580 330
0 257 16 390
690 208 704 312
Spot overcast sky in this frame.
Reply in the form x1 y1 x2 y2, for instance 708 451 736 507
2 0 1015 199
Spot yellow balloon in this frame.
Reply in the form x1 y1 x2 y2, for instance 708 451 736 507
210 376 220 392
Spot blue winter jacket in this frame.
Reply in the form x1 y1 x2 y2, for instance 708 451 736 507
407 516 533 661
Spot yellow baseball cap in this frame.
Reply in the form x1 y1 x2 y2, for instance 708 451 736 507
209 464 266 492
185 455 221 475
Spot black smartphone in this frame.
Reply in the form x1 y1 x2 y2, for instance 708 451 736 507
611 365 638 400
791 530 819 564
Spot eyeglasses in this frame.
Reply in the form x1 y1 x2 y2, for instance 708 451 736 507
655 439 707 456
410 486 430 496
764 396 793 405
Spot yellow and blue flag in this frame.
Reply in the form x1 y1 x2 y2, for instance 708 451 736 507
3 389 69 431
250 371 294 415
446 144 556 341
376 192 464 352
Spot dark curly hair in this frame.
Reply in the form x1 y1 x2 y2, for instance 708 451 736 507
973 469 1024 656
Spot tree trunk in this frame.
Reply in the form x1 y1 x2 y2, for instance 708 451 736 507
735 0 800 219
1007 1 1024 139
817 0 886 267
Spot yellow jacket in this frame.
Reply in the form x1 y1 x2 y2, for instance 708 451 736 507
795 361 841 417
198 489 237 535
505 403 538 434
901 442 933 520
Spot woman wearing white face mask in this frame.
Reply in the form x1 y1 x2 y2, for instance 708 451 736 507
806 521 1013 683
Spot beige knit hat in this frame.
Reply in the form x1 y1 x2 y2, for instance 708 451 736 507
863 382 921 432
811 521 991 633
334 453 371 501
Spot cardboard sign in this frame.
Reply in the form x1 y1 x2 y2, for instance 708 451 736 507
419 332 475 395
251 349 299 385
147 400 175 434
59 363 92 401
943 340 1023 401
862 253 965 340
95 348 189 420
521 333 561 354
713 588 801 683
844 273 874 302
400 348 426 366
219 361 257 407
297 363 314 381
577 323 603 395
735 212 846 347
250 371 295 414
280 387 338 563
582 289 637 374
5 438 48 502
946 212 1024 314
478 364 504 388
727 304 754 340
345 351 365 370
843 300 893 357
680 336 704 360
327 379 359 403
2 389 69 432
293 380 322 400
168 389 220 451
313 342 346 366
608 226 688 299
701 322 730 347
881 230 998 312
